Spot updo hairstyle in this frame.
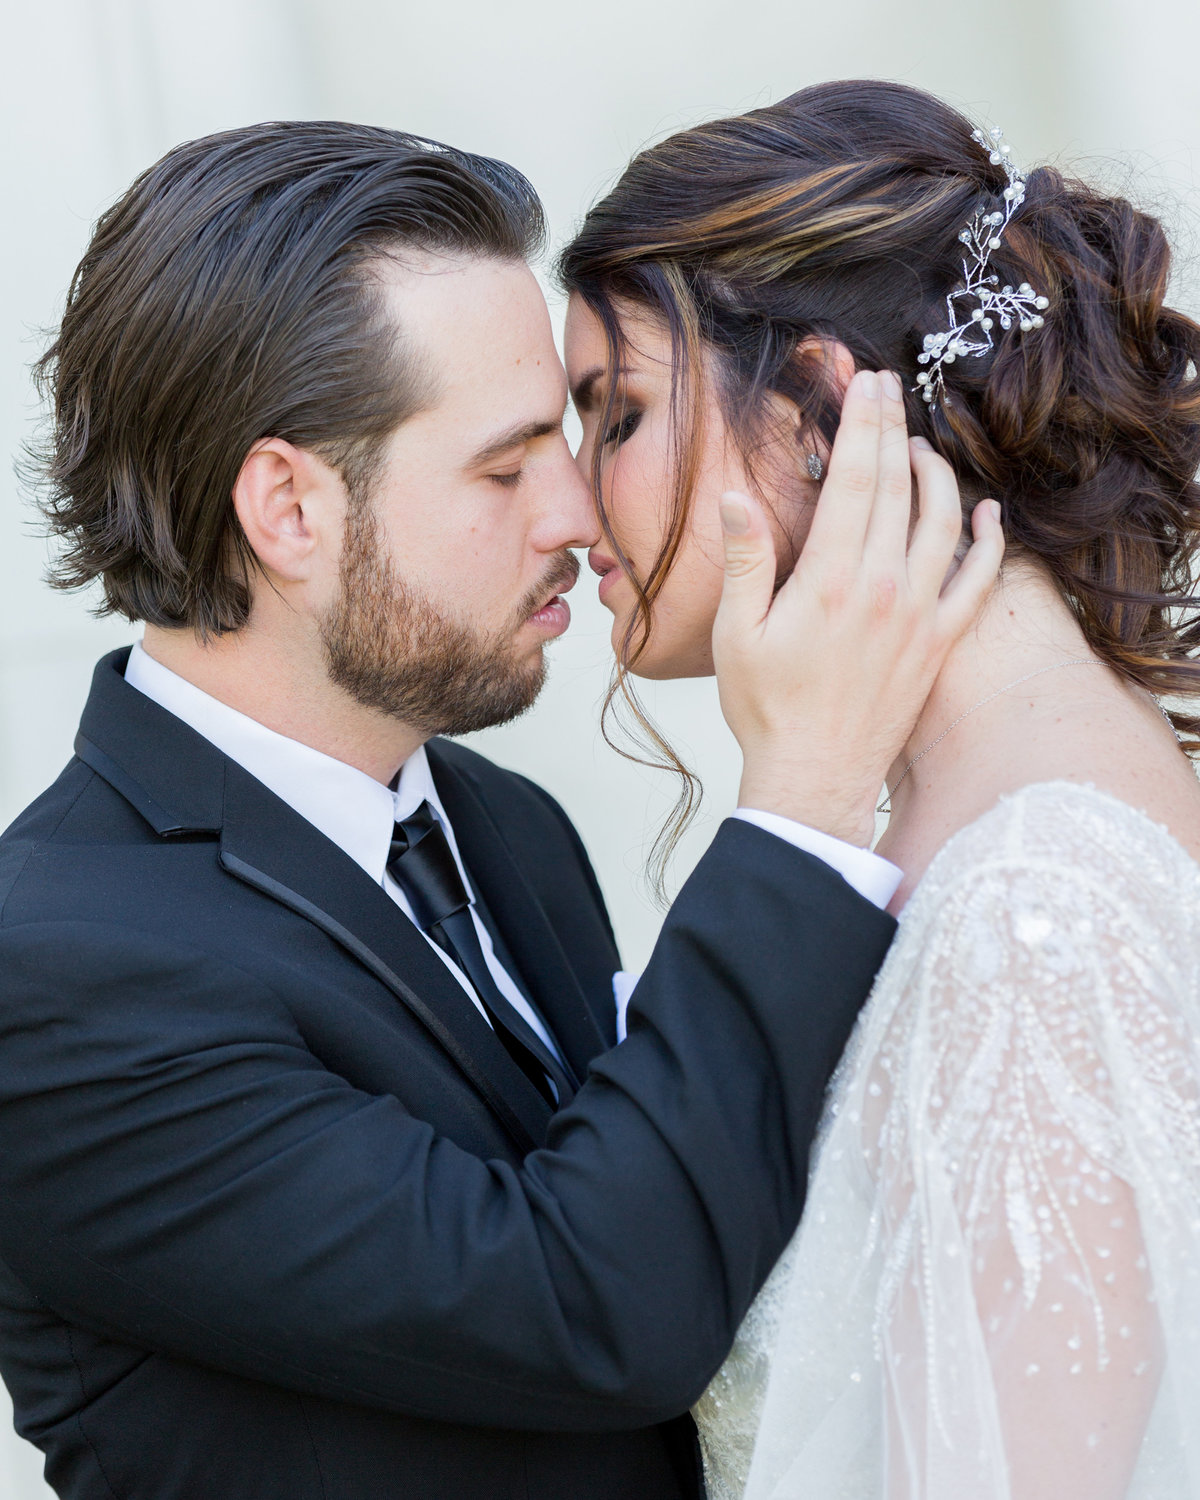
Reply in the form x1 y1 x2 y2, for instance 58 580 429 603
560 79 1200 749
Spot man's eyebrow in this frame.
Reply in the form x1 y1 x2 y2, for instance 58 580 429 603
466 417 563 469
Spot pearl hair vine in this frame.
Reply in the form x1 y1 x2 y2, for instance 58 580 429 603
914 126 1051 412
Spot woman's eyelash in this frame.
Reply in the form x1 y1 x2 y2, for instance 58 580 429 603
490 470 523 488
602 409 641 447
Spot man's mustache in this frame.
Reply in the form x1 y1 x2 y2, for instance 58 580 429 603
517 551 580 621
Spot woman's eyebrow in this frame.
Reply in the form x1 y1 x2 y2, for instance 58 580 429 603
571 366 633 413
570 367 604 412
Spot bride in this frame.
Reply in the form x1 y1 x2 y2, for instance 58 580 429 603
560 80 1200 1498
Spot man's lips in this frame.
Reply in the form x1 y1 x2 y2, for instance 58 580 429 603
527 595 571 635
525 565 578 636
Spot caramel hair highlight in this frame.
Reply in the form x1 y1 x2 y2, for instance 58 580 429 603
561 80 1200 886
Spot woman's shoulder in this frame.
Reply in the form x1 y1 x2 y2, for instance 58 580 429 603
906 778 1200 934
875 780 1200 1023
868 778 1200 1165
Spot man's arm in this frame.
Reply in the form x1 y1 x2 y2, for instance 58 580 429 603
0 370 999 1437
0 820 891 1432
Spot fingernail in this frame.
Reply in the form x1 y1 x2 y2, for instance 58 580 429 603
990 499 1002 521
858 370 880 399
881 370 902 400
910 435 933 451
720 494 750 535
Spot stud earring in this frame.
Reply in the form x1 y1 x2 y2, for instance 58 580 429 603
806 452 824 482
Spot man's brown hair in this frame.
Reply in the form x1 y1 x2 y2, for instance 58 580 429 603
31 120 545 635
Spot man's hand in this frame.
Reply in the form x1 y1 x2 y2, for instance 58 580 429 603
713 368 1004 848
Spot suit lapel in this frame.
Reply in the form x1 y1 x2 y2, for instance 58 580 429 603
75 651 553 1155
217 764 554 1150
428 746 609 1085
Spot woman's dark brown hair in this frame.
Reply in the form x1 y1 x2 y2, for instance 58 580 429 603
560 79 1200 883
32 120 544 635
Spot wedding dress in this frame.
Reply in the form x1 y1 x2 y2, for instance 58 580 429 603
695 781 1200 1499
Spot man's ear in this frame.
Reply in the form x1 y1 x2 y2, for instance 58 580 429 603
232 438 342 583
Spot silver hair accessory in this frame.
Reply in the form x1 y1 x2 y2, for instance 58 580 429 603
914 126 1051 412
806 452 824 481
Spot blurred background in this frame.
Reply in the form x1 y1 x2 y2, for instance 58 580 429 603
1 0 1197 1491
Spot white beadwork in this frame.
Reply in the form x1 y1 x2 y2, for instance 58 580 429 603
695 782 1200 1499
915 128 1051 412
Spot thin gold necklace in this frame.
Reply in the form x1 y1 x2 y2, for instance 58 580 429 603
877 658 1104 816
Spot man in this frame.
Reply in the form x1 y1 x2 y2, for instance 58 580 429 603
0 122 999 1498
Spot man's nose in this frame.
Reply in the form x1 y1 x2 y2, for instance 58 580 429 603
539 448 601 551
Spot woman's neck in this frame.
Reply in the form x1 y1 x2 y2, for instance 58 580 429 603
890 560 1095 797
873 558 1200 911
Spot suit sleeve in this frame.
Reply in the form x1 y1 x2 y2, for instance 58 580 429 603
0 820 893 1432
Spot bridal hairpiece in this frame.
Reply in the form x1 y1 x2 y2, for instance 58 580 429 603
914 126 1051 411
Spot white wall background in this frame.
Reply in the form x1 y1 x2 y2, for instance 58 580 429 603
1 1 1197 1491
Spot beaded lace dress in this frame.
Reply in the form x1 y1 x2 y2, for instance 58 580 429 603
694 781 1200 1499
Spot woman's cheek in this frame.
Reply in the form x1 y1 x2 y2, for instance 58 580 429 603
607 430 674 574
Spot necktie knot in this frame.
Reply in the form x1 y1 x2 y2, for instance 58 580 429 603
388 802 470 932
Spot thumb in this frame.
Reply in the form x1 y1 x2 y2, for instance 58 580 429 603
716 491 776 636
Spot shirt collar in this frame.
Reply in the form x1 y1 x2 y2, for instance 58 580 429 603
123 641 451 888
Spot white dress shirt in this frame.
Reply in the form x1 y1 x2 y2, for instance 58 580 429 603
124 641 900 1051
124 642 564 1060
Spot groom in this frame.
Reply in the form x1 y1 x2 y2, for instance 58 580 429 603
0 122 990 1500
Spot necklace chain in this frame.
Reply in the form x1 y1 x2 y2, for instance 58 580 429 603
877 658 1104 816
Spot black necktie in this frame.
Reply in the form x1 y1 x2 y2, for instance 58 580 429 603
387 802 574 1108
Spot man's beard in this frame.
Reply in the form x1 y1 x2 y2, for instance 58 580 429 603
320 501 578 737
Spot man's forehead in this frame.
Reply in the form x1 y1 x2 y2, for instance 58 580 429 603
373 254 566 451
374 252 553 359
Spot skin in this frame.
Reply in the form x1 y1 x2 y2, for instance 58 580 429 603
565 292 1200 897
567 294 1006 846
145 255 598 785
566 279 1198 1500
875 559 1200 905
144 250 1002 844
566 301 835 680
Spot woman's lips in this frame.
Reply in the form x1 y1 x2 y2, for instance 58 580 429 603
597 568 623 606
588 550 624 606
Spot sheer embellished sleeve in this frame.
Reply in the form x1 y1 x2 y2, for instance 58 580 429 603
867 825 1200 1499
712 787 1200 1500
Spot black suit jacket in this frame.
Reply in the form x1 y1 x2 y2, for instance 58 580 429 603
0 650 896 1499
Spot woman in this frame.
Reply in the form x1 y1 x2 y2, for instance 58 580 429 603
561 81 1200 1497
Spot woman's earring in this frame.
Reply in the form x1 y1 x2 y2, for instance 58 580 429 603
806 452 824 482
